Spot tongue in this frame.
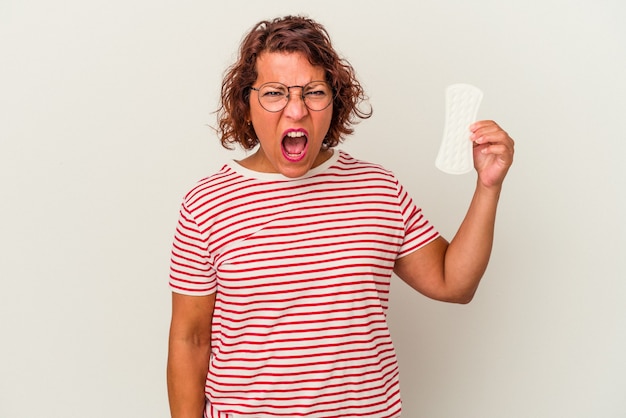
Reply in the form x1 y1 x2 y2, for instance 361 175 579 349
283 136 307 154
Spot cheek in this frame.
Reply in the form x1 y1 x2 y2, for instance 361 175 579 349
250 111 280 140
319 109 333 137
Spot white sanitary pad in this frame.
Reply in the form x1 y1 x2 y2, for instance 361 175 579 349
435 83 483 174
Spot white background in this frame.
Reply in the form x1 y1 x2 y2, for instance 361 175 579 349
1 0 625 417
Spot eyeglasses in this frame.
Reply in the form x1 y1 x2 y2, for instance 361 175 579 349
250 81 333 112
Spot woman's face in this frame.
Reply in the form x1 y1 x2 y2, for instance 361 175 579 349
244 51 333 178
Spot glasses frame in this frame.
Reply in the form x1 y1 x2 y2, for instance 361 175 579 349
250 81 334 113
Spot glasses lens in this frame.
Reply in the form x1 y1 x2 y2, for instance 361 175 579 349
302 82 332 111
258 83 289 112
257 82 332 112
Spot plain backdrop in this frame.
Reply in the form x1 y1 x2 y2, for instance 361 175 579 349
1 0 625 417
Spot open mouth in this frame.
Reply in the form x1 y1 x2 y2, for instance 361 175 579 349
281 130 308 162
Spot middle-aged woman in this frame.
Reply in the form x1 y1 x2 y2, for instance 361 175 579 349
167 15 515 418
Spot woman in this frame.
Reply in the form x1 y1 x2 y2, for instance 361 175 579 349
167 15 514 418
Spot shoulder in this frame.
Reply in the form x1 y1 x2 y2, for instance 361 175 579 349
333 151 399 187
180 164 245 210
334 150 397 181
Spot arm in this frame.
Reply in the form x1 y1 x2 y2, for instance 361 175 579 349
394 120 514 303
167 292 216 418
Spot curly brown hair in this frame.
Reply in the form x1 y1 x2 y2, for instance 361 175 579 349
217 16 372 150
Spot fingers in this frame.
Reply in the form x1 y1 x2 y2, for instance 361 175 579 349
471 120 507 142
470 121 514 152
476 143 510 159
469 120 515 187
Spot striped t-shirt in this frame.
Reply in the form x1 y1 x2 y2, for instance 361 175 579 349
169 150 439 418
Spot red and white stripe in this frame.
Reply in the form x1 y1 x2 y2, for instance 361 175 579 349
170 151 439 418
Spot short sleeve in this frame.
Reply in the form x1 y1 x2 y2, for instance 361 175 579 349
395 180 440 258
169 202 217 295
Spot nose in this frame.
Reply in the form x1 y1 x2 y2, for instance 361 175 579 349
282 91 308 120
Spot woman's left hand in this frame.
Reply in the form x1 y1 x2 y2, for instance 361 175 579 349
470 120 515 188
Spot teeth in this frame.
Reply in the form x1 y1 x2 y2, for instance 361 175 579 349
286 131 305 138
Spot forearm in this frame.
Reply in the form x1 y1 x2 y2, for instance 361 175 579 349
167 339 211 418
443 182 501 302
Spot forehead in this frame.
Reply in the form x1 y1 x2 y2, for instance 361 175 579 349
255 52 326 85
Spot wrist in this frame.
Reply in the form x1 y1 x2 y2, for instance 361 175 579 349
475 180 502 200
